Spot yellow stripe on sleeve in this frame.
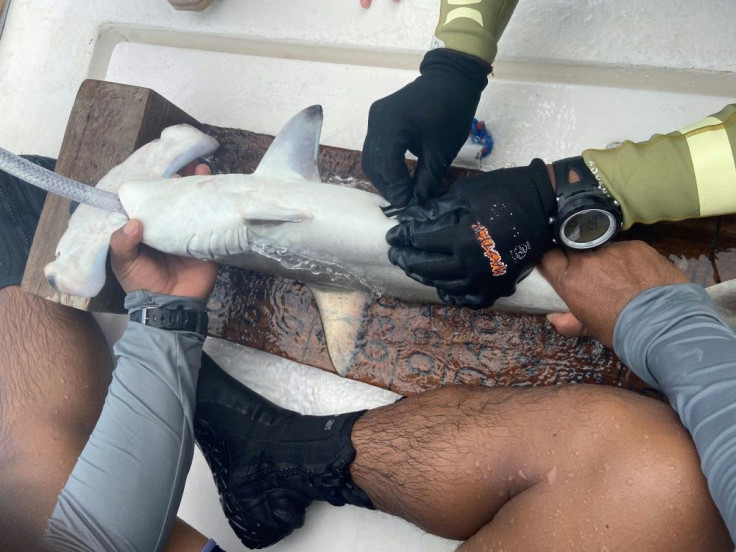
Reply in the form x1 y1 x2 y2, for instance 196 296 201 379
684 125 736 217
445 7 484 27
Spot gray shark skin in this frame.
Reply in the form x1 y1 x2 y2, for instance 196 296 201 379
46 106 736 374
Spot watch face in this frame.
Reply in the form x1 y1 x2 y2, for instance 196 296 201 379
560 208 618 249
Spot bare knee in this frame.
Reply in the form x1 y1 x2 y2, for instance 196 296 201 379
456 385 731 550
555 385 730 548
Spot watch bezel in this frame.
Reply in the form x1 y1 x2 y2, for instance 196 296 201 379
552 156 623 250
558 207 619 249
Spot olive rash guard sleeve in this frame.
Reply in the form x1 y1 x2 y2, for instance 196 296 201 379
614 283 736 542
44 291 206 552
432 0 519 64
583 104 736 229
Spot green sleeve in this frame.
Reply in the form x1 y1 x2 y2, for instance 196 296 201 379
582 104 736 229
433 0 519 64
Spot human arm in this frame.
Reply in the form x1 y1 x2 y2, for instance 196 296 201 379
386 159 557 308
362 0 519 208
584 104 736 229
45 291 208 551
539 241 736 543
388 103 736 308
45 165 219 551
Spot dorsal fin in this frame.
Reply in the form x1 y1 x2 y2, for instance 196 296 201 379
254 105 323 182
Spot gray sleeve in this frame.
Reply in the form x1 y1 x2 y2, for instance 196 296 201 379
614 283 736 543
45 291 207 552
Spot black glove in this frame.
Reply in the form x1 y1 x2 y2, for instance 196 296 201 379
386 159 557 309
362 48 491 209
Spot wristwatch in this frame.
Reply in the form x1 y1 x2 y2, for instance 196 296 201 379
130 306 209 337
551 156 623 249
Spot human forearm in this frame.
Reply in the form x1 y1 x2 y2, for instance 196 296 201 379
515 105 736 227
45 291 206 552
582 104 736 229
614 283 736 542
433 0 519 64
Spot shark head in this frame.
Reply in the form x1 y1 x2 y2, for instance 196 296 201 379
44 124 220 297
44 107 324 298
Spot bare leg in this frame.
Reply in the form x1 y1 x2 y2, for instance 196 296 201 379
0 287 209 551
350 384 731 550
0 287 112 549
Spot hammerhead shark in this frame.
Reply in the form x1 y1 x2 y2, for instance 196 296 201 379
43 106 736 375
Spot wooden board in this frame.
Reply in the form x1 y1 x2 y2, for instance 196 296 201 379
22 79 199 313
25 80 736 398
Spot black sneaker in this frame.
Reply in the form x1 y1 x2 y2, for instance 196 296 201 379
195 354 373 549
0 156 55 289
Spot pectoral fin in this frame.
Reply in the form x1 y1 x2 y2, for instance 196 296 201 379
308 284 368 377
237 196 314 224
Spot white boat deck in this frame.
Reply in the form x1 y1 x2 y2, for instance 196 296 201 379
1 1 734 550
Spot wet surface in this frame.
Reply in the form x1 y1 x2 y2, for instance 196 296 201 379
203 124 736 398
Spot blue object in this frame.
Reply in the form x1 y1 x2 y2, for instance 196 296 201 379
470 118 494 158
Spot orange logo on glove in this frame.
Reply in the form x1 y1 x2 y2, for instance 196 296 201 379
472 222 507 277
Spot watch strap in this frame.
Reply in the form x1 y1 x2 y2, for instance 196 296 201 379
130 306 208 336
553 156 603 200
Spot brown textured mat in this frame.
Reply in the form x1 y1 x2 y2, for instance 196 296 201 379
202 123 735 398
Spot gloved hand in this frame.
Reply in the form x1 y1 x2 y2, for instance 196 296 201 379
386 159 557 308
362 48 491 209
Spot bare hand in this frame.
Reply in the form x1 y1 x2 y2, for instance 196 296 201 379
539 241 689 348
110 163 219 300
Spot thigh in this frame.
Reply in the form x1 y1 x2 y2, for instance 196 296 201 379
456 386 731 551
0 287 113 550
